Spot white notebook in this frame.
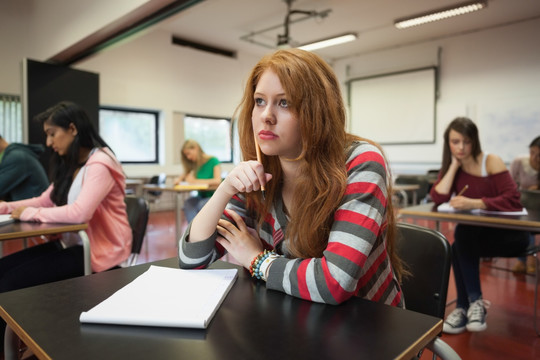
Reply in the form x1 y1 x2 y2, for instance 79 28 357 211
80 266 238 329
437 202 528 216
0 214 14 226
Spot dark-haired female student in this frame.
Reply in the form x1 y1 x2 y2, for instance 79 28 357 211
0 101 131 289
178 48 406 307
430 117 528 334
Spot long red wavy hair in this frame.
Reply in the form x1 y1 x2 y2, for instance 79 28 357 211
233 49 404 280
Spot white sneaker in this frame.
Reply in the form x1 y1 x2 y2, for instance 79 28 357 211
443 308 467 334
466 299 490 332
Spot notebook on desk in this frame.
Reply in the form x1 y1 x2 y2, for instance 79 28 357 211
437 202 528 216
0 214 15 226
79 266 238 329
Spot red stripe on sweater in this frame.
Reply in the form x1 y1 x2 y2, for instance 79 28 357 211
335 209 380 235
344 182 387 206
371 270 394 301
296 260 312 301
356 247 387 289
326 241 368 266
346 150 385 171
320 257 354 303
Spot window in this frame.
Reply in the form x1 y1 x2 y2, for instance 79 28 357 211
184 114 232 163
0 94 22 142
99 107 159 164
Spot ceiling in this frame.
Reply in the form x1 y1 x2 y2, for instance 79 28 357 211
153 0 540 61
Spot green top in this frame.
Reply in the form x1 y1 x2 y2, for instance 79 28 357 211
196 156 220 198
0 149 5 164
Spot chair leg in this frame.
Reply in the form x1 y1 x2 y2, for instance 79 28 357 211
427 338 462 360
534 253 540 336
4 326 19 360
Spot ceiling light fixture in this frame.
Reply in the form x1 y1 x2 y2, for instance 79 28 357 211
394 1 488 29
298 33 357 51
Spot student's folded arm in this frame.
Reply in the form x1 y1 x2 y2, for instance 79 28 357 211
20 164 114 223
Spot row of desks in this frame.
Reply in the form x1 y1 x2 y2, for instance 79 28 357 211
0 220 442 359
3 196 538 359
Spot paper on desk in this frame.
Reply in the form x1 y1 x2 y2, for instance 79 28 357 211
80 266 238 329
0 214 14 226
437 202 528 215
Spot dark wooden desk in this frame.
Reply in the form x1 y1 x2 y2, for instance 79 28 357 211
399 203 540 232
0 258 442 360
0 221 90 274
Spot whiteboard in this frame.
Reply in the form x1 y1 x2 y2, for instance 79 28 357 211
348 67 436 144
478 97 540 163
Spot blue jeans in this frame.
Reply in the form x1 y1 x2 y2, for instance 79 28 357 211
183 195 211 223
452 224 529 309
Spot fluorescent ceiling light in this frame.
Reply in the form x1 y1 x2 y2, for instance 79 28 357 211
298 33 357 51
394 1 488 29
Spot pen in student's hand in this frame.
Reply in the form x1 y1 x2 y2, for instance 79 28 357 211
457 184 469 197
253 134 266 200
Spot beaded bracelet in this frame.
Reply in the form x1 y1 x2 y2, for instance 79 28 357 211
249 250 276 279
258 252 280 281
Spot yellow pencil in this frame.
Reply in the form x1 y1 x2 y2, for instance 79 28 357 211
457 184 469 197
254 133 266 200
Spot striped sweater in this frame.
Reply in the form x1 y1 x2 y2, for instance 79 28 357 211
178 141 403 306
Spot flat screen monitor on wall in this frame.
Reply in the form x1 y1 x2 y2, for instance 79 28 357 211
22 58 99 146
348 67 437 145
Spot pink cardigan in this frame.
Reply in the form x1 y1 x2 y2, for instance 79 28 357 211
0 148 132 272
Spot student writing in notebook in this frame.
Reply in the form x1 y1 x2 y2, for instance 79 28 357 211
0 101 132 350
173 139 221 223
178 49 406 306
0 102 132 287
430 117 529 334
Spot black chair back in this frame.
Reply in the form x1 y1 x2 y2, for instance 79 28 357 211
124 195 150 264
147 173 166 196
396 222 452 319
520 189 540 211
395 175 430 205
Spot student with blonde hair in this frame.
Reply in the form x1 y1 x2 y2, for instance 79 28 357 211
174 139 221 223
178 49 405 306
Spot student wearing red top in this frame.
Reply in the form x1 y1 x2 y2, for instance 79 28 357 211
178 49 406 307
430 117 529 334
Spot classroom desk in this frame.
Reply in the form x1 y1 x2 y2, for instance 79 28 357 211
0 258 442 360
143 184 218 240
125 178 144 197
393 184 421 206
399 203 540 232
0 221 91 275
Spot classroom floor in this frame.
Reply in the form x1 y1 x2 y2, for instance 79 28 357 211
2 210 539 359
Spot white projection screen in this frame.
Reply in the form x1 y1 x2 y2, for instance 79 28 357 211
348 67 437 144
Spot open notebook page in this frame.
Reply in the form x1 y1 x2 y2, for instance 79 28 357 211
0 214 15 226
437 202 528 215
80 266 238 329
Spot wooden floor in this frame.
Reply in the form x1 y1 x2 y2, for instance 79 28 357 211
3 210 539 359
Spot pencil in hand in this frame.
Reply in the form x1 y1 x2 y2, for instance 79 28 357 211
253 134 266 200
456 184 469 197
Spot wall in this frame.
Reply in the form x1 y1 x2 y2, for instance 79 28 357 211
2 5 539 178
0 0 148 95
334 17 540 175
77 29 260 178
